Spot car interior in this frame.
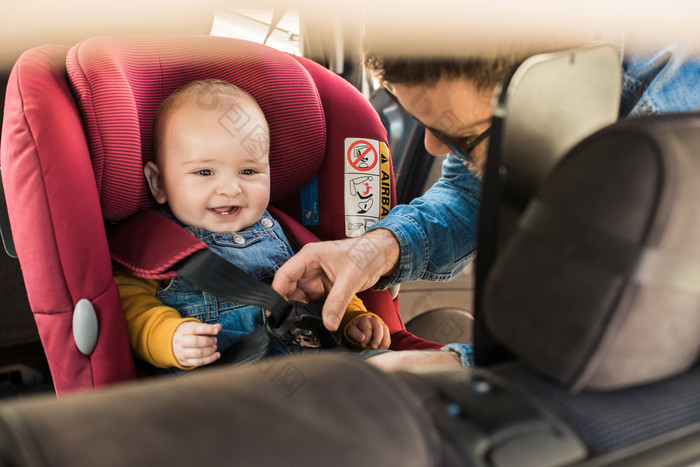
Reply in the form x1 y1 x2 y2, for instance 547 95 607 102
0 7 474 397
1 4 700 466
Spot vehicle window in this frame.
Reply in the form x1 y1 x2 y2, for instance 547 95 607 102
210 9 300 55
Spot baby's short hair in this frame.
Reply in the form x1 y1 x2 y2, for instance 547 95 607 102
151 79 266 162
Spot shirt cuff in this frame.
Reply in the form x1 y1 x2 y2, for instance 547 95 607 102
367 217 425 290
442 343 474 367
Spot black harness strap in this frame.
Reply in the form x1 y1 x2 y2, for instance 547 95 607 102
174 249 292 365
175 249 290 323
175 251 339 365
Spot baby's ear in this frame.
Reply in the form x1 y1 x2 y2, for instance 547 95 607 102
144 162 167 204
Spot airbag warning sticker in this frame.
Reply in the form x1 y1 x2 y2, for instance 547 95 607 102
344 138 391 237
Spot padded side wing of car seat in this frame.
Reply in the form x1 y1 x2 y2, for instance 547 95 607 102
0 45 137 393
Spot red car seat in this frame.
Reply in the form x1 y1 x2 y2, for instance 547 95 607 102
1 35 441 395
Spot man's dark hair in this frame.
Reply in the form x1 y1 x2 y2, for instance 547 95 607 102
364 54 523 90
362 30 584 90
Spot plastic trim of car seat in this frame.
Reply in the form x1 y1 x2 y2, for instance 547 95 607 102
0 170 17 258
73 299 99 356
396 367 587 467
473 114 512 366
574 421 700 466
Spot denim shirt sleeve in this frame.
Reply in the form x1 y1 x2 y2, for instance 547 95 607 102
620 42 700 117
366 42 698 291
368 154 481 289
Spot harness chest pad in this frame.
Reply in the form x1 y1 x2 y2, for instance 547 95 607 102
485 113 700 392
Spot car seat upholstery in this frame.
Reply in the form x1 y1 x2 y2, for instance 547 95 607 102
485 112 700 393
482 112 700 457
0 35 440 395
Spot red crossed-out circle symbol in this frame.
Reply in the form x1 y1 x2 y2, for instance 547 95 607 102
347 140 378 172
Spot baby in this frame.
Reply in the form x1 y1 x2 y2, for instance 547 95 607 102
114 79 390 370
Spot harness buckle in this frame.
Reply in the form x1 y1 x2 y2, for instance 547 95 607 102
266 301 341 349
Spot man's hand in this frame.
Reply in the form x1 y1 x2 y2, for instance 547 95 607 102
272 229 400 331
345 315 391 349
172 322 221 368
366 349 461 371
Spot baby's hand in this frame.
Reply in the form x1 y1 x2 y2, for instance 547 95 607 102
172 322 222 368
345 315 390 350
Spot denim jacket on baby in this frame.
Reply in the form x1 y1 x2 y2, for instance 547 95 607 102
156 207 294 352
370 41 700 290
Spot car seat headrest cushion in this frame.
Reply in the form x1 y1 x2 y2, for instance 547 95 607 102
67 35 326 222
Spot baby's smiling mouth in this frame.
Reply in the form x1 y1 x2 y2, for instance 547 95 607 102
210 206 240 216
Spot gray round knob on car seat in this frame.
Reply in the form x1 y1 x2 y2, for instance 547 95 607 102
73 298 99 356
405 307 473 345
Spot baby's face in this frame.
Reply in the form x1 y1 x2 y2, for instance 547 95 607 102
153 100 271 233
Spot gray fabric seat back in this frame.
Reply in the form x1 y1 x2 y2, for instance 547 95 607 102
486 112 700 392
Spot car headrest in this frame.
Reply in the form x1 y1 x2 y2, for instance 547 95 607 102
66 35 326 222
485 112 700 393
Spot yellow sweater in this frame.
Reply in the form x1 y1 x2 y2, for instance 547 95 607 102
114 270 379 369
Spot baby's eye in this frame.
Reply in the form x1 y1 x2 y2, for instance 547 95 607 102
240 168 257 175
195 169 214 176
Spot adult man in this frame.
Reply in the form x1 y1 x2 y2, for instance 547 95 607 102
271 40 700 369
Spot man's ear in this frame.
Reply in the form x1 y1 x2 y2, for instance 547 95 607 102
144 162 167 204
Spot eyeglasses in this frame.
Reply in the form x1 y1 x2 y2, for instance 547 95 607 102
382 85 491 163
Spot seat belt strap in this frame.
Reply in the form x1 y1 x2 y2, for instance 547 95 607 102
174 249 289 323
